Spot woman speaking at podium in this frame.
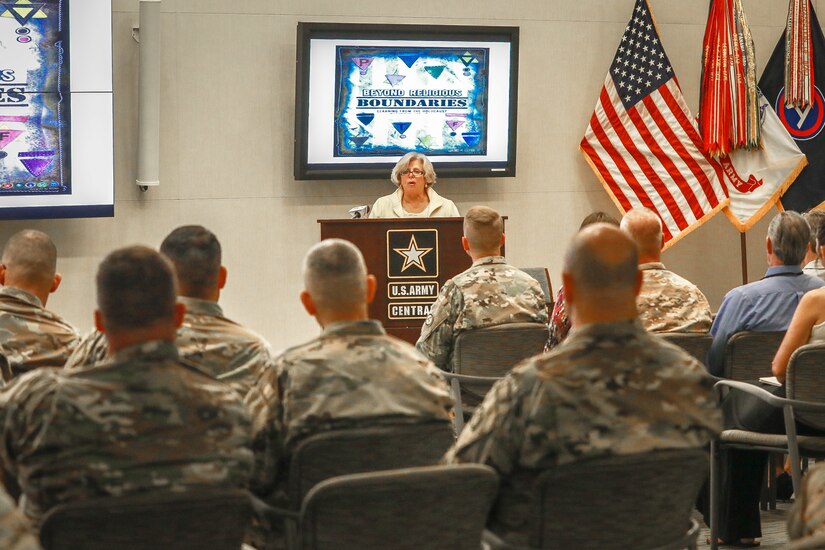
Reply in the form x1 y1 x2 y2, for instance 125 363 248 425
369 153 460 218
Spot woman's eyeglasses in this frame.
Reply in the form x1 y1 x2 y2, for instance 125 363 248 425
401 169 425 177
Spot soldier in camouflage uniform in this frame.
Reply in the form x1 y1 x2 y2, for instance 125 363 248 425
416 206 547 375
64 226 274 391
444 224 721 546
0 230 79 377
788 461 825 545
0 246 253 528
620 208 712 332
0 487 38 550
246 239 452 545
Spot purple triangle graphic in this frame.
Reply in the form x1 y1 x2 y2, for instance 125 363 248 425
446 120 465 132
19 153 54 177
351 57 374 75
0 129 23 149
386 74 405 86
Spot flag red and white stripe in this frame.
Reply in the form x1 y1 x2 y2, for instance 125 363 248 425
580 0 729 248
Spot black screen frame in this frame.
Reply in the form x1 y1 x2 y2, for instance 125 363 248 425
294 22 520 181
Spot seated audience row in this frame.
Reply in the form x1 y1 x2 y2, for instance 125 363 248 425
445 222 720 544
64 225 273 390
549 208 712 351
0 246 254 529
9 205 819 547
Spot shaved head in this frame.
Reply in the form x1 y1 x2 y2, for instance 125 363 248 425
620 208 663 261
463 206 503 253
303 239 368 313
1 230 57 288
564 223 639 310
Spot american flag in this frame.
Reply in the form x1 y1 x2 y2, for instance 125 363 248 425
580 0 729 247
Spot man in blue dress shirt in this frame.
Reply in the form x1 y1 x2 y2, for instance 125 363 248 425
707 211 825 377
704 211 824 546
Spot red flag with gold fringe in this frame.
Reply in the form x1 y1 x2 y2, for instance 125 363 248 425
699 0 760 157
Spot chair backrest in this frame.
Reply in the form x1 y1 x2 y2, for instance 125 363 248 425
657 332 713 365
786 343 825 431
530 448 708 549
299 464 498 550
454 323 549 378
39 488 252 550
288 421 455 504
520 267 554 311
723 331 786 380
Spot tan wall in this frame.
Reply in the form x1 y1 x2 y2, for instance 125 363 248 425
0 0 813 349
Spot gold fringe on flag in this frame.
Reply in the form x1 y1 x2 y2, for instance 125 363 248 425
785 0 815 108
699 0 760 157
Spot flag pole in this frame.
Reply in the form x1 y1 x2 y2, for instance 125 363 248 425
740 232 748 284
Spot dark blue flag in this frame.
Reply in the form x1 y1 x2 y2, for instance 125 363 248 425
760 3 825 211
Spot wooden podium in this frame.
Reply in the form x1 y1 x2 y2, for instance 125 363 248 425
319 218 501 344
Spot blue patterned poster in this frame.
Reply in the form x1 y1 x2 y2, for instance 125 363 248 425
335 46 489 157
0 0 71 196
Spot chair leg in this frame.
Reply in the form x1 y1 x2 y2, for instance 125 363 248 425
783 406 803 497
759 459 769 511
710 439 720 550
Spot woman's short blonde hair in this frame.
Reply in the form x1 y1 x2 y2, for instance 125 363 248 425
390 152 437 188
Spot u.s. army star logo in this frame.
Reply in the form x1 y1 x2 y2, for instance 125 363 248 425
393 235 432 273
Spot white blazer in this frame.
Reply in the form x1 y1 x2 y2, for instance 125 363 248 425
369 187 460 218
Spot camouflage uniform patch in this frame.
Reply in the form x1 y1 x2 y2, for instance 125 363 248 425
0 340 253 528
444 319 721 545
637 262 712 333
415 256 548 371
64 297 274 392
0 287 79 377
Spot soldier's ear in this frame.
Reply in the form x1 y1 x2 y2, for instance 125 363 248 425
0 264 5 286
172 302 185 328
94 309 105 333
300 290 317 317
366 274 377 305
461 236 470 252
50 273 62 294
217 266 227 290
633 269 643 297
500 233 506 247
561 272 574 304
